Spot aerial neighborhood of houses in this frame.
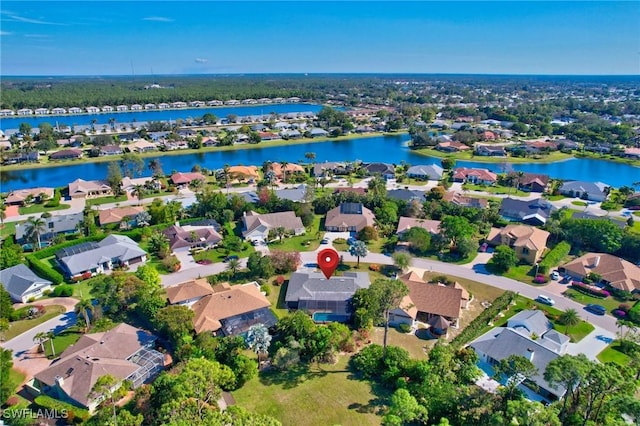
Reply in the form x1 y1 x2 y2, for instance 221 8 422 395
1 76 639 425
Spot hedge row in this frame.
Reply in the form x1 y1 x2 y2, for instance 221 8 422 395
27 256 64 285
34 394 89 423
30 234 106 260
571 282 610 298
451 291 516 348
538 241 571 274
627 301 640 324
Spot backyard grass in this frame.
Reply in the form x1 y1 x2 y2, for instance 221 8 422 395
192 244 255 262
597 341 631 366
264 278 290 318
562 288 623 313
268 215 324 252
5 305 66 340
571 200 588 207
462 183 529 197
71 280 94 299
0 221 17 239
233 356 386 426
18 203 71 215
85 194 128 207
9 368 26 388
370 326 434 359
44 328 83 358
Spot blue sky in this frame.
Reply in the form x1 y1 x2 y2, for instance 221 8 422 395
1 1 638 76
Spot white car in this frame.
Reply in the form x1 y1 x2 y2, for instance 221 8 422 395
550 271 560 280
536 295 555 306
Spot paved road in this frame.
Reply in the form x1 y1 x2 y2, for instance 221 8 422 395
1 311 78 359
161 257 248 288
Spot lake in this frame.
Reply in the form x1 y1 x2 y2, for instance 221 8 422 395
0 103 326 131
1 135 638 191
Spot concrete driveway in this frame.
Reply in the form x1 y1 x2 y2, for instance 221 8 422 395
566 326 616 360
160 257 248 288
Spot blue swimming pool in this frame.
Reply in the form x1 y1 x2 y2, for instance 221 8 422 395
312 312 351 323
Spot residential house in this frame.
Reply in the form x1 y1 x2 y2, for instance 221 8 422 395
85 106 100 114
285 271 370 318
98 206 145 227
499 198 555 226
166 278 213 307
406 164 444 180
120 176 158 193
436 141 471 153
470 310 570 401
130 104 143 111
0 264 53 302
259 132 279 141
56 235 147 279
16 213 83 245
363 162 395 180
3 152 39 164
275 184 308 202
50 149 83 160
163 223 223 252
34 108 50 115
188 282 276 335
482 130 498 141
325 203 376 232
270 162 305 180
227 165 260 181
452 168 498 185
101 105 114 112
556 139 579 150
509 172 550 193
443 191 488 209
99 145 123 156
313 161 349 177
242 211 305 241
623 147 640 160
559 181 609 202
17 108 33 115
387 189 426 202
561 253 640 293
309 128 329 138
33 323 163 412
396 217 441 237
475 145 507 157
389 271 469 329
130 139 157 153
280 129 302 139
68 179 112 199
170 172 206 187
333 187 367 196
486 225 550 264
5 187 54 206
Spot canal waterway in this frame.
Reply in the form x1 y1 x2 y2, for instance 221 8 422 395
1 135 638 192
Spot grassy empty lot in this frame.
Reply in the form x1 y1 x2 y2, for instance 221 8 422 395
462 183 529 197
5 305 66 340
597 341 632 366
233 356 385 426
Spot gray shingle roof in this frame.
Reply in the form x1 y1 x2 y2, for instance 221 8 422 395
275 184 307 202
507 310 552 337
16 213 83 243
0 264 52 299
406 164 444 179
285 271 370 303
58 235 146 276
560 180 608 196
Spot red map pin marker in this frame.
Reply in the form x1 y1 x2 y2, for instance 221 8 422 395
317 248 339 279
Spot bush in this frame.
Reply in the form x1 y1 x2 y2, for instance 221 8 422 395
26 256 64 285
571 282 610 298
628 302 640 324
10 306 31 321
274 275 285 286
368 264 380 272
397 323 411 333
34 394 89 423
534 274 548 284
451 291 516 348
260 284 271 296
333 238 347 245
52 284 74 297
538 241 571 274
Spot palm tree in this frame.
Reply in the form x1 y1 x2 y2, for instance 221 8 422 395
275 226 286 243
559 308 580 335
226 258 241 276
33 331 48 353
280 160 289 183
0 206 6 228
45 331 56 357
25 216 47 250
75 299 94 330
349 241 369 268
223 164 231 195
132 184 145 205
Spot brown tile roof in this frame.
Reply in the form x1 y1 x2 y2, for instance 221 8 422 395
270 162 305 178
487 225 550 251
325 203 376 232
509 172 550 187
68 179 112 196
191 283 271 334
5 187 55 204
170 172 206 185
563 253 640 292
396 217 441 235
443 191 488 208
98 206 145 225
227 165 259 179
162 224 222 250
166 278 213 304
437 141 470 151
399 272 464 319
452 167 497 183
242 211 304 236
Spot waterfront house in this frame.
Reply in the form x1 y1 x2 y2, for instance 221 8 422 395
363 162 396 180
436 141 471 153
3 152 39 164
5 187 54 206
130 104 143 111
309 128 329 138
16 213 83 246
101 105 113 112
98 206 145 227
85 106 100 114
313 161 349 177
17 108 33 115
443 191 488 209
486 225 550 264
99 145 123 156
242 211 305 241
116 105 128 112
285 271 370 319
130 139 157 153
157 103 170 109
33 323 163 412
559 180 609 202
68 179 112 199
561 253 640 293
406 164 444 180
325 203 376 232
499 198 555 226
269 162 305 179
56 235 147 279
144 103 156 110
170 172 206 187
452 167 497 185
162 223 223 253
50 149 83 160
281 129 302 139
35 108 50 115
509 172 550 193
475 145 507 157
227 165 260 181
0 264 53 303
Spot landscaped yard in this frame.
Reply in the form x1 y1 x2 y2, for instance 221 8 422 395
370 326 434 359
597 341 631 366
571 200 588 207
44 328 83 358
85 194 128 207
501 264 536 284
71 280 94 299
562 288 624 312
233 356 386 426
192 244 255 263
5 305 66 340
0 221 17 239
462 183 529 197
18 203 71 215
268 215 324 252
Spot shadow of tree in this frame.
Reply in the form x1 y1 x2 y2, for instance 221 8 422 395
345 367 391 416
258 364 331 390
415 328 437 341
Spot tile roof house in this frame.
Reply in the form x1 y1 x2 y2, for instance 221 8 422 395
162 223 223 252
98 206 145 226
452 168 497 185
15 213 83 245
99 145 123 156
396 217 441 237
499 198 555 226
269 162 305 179
561 253 640 293
286 271 370 317
166 278 213 307
386 189 426 202
5 187 55 206
470 310 570 401
487 225 550 264
436 141 470 152
170 172 206 186
509 172 550 193
325 203 376 232
130 139 157 153
242 211 305 241
389 272 469 328
189 282 276 335
559 181 609 202
56 235 147 279
50 149 83 160
406 164 444 180
443 191 488 209
313 161 349 177
363 162 396 180
475 145 506 157
0 264 53 302
227 165 260 180
68 179 113 199
33 323 163 412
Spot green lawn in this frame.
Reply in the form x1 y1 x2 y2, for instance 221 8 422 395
85 194 128 207
141 189 175 199
5 305 66 340
571 200 588 207
562 288 622 312
192 244 255 263
71 280 94 298
18 203 71 215
597 341 632 366
268 215 324 252
0 221 17 239
264 278 290 318
44 328 83 358
462 183 528 197
545 194 567 201
233 356 385 426
365 237 388 254
501 264 537 284
9 368 25 388
333 240 349 251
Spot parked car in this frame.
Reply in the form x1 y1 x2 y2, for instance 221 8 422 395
550 271 560 280
347 237 357 245
536 295 555 306
479 242 489 252
585 304 607 316
320 238 329 244
223 255 239 262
